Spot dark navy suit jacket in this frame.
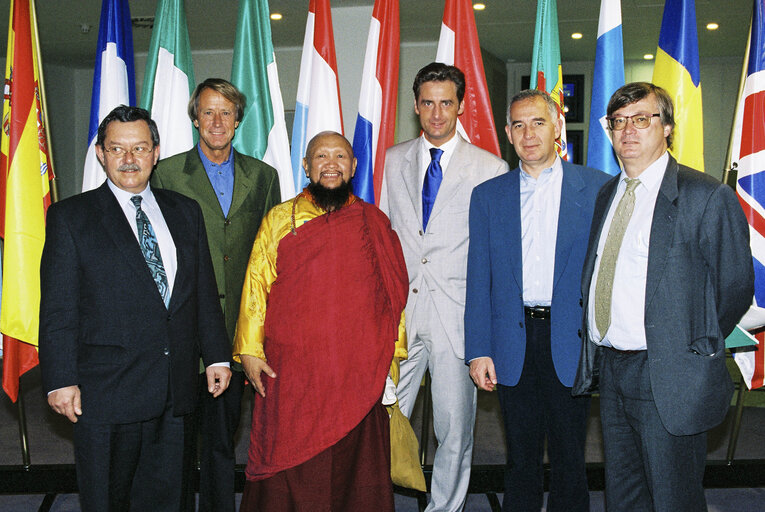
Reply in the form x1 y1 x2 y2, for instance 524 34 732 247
465 160 609 387
39 182 230 424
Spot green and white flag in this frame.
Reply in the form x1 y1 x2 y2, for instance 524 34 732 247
231 0 295 200
140 0 195 160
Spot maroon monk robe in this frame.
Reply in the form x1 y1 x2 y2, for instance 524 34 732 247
245 200 408 481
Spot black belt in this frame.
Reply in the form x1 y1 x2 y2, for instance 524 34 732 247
524 305 550 320
602 346 645 355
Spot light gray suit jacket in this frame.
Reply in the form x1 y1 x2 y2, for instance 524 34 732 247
380 134 508 358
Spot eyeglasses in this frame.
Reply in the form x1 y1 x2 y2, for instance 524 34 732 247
606 113 661 131
103 145 154 158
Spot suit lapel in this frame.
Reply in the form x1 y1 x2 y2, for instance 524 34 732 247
645 156 679 310
553 162 586 290
505 170 523 290
155 190 192 313
94 183 166 306
427 135 469 227
228 150 253 219
181 148 225 218
582 176 619 298
400 140 423 223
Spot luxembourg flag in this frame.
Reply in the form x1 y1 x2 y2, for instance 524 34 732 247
290 0 343 194
139 0 196 161
82 0 135 192
586 0 624 176
435 0 500 157
351 0 399 205
732 0 765 390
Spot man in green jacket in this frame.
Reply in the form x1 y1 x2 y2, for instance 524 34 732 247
151 78 281 512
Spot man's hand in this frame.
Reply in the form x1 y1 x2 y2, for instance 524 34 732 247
47 385 82 423
469 357 497 392
205 365 232 398
241 354 276 398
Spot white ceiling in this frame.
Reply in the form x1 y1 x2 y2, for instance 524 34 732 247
2 0 752 67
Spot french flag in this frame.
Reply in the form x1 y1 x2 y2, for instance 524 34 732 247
290 0 343 194
733 0 765 390
351 0 399 205
82 0 135 192
435 0 500 157
586 0 624 176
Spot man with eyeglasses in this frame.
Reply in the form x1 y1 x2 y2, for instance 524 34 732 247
39 105 231 511
572 82 754 511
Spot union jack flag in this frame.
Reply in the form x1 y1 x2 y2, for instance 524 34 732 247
733 0 765 390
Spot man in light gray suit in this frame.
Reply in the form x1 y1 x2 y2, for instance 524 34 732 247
380 62 508 511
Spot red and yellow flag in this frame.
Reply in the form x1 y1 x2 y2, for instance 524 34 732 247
1 0 54 401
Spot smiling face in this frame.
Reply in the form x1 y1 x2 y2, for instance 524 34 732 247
415 80 465 146
303 133 357 189
193 87 239 161
96 120 159 194
610 93 671 177
506 96 561 177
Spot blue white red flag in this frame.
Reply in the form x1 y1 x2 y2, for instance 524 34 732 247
586 0 624 176
351 0 399 205
733 0 765 390
82 0 135 192
435 0 500 157
290 0 343 194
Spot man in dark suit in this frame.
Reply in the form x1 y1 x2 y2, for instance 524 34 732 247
465 89 608 511
572 82 754 511
151 78 281 512
39 105 231 511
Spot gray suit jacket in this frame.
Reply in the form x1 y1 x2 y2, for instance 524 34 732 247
572 155 754 436
380 134 508 358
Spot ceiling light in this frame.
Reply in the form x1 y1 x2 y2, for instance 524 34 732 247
706 22 719 30
643 53 654 60
473 3 486 10
270 13 283 21
571 32 583 40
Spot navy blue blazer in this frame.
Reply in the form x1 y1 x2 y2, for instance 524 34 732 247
39 182 230 424
465 160 609 387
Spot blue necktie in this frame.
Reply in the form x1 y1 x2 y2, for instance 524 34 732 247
131 196 170 306
422 147 443 230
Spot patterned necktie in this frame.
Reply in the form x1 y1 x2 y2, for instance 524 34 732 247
594 178 641 337
131 196 170 306
422 147 444 230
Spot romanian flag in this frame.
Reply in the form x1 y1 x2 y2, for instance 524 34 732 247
435 0 500 157
530 0 567 160
351 0 399 204
231 0 295 201
652 0 704 172
290 0 343 194
0 0 53 401
732 0 765 390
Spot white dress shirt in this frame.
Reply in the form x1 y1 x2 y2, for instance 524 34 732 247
587 151 669 350
520 157 563 306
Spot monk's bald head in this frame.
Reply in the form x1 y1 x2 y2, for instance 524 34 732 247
304 131 354 162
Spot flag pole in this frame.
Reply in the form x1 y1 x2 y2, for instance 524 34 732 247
30 0 57 203
722 18 752 187
16 379 31 468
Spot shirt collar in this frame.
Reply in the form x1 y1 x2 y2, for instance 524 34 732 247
107 178 153 206
619 150 668 194
197 144 234 167
519 156 562 185
420 132 459 154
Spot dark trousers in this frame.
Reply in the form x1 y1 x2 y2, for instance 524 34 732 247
194 369 245 512
497 312 590 512
599 348 707 512
73 402 193 512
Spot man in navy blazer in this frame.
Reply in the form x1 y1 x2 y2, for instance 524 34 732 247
465 90 608 511
39 106 231 512
572 83 753 511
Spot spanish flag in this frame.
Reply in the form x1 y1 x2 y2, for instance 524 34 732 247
652 0 704 172
0 0 54 401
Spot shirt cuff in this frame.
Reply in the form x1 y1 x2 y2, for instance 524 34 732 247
207 362 231 368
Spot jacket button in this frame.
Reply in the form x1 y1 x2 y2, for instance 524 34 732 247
223 255 230 262
167 315 172 321
413 288 419 294
579 298 583 307
519 322 523 328
163 348 170 356
578 329 583 338
224 219 231 226
421 258 428 264
419 230 423 236
219 294 225 299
